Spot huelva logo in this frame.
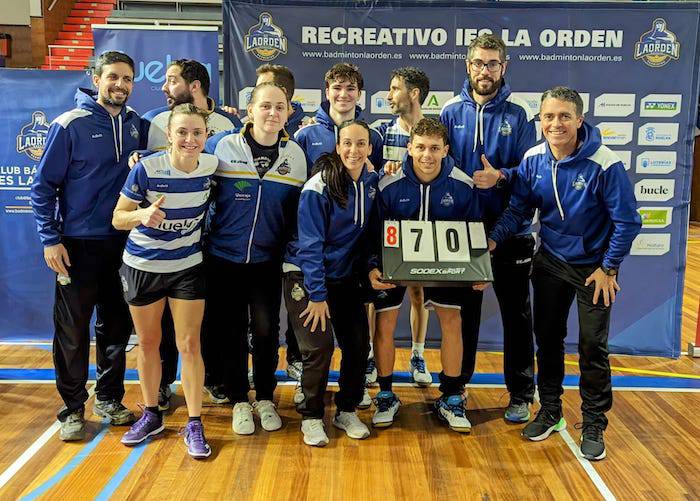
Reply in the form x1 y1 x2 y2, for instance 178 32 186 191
135 54 213 84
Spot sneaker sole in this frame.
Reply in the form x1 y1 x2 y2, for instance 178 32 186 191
371 418 394 428
232 424 255 435
60 430 86 441
580 448 607 461
93 408 135 426
436 408 472 434
332 419 370 439
523 418 567 441
303 436 329 447
357 402 372 410
504 411 531 423
121 424 165 445
412 377 433 388
184 438 212 459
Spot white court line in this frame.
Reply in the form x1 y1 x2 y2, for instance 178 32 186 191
0 386 96 491
560 429 617 501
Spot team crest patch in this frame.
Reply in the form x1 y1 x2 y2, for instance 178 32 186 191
572 174 587 191
277 159 291 175
291 283 305 301
634 18 680 68
130 124 139 139
244 12 288 62
499 119 512 137
441 192 454 207
16 111 50 161
367 186 377 200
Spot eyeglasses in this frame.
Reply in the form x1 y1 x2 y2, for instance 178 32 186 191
469 60 503 72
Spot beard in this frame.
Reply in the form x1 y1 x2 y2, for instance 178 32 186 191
469 75 501 96
102 88 129 107
166 90 194 109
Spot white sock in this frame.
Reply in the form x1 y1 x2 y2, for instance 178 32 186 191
412 342 425 356
368 343 374 359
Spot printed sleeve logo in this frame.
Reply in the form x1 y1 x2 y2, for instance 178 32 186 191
634 18 680 68
244 12 287 61
16 111 50 161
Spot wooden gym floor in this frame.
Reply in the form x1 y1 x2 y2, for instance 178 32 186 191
1 232 699 500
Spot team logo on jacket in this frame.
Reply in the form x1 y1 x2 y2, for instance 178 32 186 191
16 111 50 161
130 124 139 140
244 12 288 61
234 180 252 192
441 192 454 207
291 282 305 301
367 186 377 200
499 119 512 137
276 159 291 175
572 174 587 191
131 183 140 193
634 18 680 68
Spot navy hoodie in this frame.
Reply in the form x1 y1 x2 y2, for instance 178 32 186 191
294 101 384 171
490 122 641 269
31 88 147 246
440 80 535 231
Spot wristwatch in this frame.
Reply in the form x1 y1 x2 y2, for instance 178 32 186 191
495 171 507 189
601 265 618 276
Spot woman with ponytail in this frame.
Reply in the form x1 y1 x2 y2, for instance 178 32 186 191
283 120 378 447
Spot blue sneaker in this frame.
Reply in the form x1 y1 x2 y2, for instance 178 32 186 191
121 408 164 445
182 420 212 459
435 395 471 433
372 391 401 428
504 401 531 423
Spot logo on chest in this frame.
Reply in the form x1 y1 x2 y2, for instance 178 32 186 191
441 192 454 207
276 159 291 175
572 174 587 191
499 119 512 136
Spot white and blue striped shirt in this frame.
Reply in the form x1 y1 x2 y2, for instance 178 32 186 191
378 118 410 164
121 151 219 273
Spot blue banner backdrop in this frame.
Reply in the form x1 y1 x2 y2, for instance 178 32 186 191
224 1 700 357
0 69 92 341
92 25 220 114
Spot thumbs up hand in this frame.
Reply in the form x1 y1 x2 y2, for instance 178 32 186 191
140 195 166 228
473 154 503 189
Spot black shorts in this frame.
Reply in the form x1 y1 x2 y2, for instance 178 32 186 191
372 285 464 312
119 264 205 306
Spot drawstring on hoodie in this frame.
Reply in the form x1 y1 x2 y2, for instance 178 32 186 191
418 184 431 221
551 160 565 220
110 114 124 162
351 180 366 226
472 104 486 153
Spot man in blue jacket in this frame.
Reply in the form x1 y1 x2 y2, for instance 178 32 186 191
368 118 484 433
440 34 537 423
294 63 383 171
489 87 641 461
31 51 147 441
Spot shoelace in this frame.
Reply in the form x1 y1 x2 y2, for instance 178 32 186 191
182 422 206 447
376 396 395 412
307 420 324 433
131 410 158 433
575 422 603 442
534 408 559 426
445 400 466 417
411 356 426 373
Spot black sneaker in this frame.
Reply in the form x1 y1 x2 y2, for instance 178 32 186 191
522 409 566 441
93 399 135 425
204 384 230 404
579 424 606 460
158 385 172 411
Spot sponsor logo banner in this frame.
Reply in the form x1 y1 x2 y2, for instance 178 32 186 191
639 93 682 118
630 233 671 256
637 122 679 146
638 207 673 228
511 92 590 117
596 122 634 145
635 150 676 174
594 93 635 117
634 179 675 202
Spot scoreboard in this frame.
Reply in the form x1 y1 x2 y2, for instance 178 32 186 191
381 220 494 287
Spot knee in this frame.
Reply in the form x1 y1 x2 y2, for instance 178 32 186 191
177 333 201 358
138 334 160 353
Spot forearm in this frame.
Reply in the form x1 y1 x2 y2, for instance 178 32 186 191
112 208 144 231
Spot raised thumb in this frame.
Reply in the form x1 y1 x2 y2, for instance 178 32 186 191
481 154 494 171
153 195 166 207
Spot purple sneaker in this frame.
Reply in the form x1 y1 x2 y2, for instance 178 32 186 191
182 420 211 459
121 409 164 445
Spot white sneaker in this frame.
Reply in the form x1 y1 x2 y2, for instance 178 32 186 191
301 418 329 447
365 357 377 386
358 387 372 410
409 351 433 387
232 402 255 435
293 382 305 404
333 411 370 439
372 391 401 428
435 395 472 433
253 400 282 431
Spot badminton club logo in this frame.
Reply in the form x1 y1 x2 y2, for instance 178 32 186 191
244 12 288 62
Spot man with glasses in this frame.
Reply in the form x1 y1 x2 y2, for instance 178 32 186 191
440 34 537 423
